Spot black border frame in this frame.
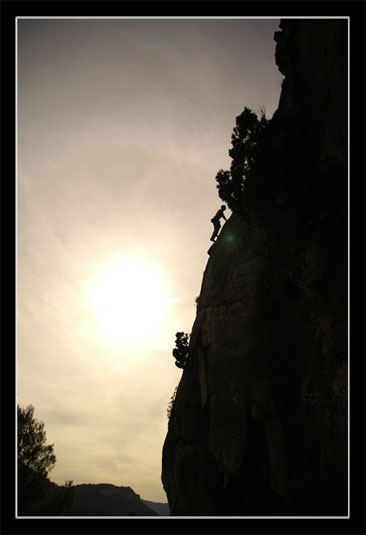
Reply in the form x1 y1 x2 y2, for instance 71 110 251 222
1 1 365 534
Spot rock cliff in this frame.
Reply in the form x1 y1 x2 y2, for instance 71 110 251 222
162 19 348 516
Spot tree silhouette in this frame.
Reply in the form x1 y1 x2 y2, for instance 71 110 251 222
172 332 189 369
18 405 56 477
17 404 73 515
216 106 269 209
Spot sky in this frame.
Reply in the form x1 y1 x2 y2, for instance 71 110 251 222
17 17 284 505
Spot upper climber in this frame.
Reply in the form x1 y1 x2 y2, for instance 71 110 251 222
210 205 227 242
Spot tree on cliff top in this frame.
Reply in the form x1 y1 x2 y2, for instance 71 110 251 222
216 106 269 210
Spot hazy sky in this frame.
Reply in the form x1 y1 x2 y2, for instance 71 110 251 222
17 17 283 504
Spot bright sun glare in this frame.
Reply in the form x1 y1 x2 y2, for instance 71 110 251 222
90 258 169 347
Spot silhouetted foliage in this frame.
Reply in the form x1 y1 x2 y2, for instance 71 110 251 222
18 461 50 516
216 107 269 210
215 104 341 231
18 405 56 477
42 480 74 515
167 386 178 420
172 332 189 369
17 404 74 515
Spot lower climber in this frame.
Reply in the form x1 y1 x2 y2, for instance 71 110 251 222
210 205 227 242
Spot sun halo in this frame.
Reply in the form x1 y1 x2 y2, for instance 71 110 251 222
89 258 170 348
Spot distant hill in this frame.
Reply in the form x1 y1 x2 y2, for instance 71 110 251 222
63 483 160 516
18 477 169 517
141 499 170 516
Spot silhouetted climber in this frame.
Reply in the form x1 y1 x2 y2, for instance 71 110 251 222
210 205 227 242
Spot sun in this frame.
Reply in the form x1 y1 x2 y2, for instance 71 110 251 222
89 257 168 347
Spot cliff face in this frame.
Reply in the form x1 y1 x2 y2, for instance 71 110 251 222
162 19 348 516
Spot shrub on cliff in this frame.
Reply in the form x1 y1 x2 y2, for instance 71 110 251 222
167 386 178 420
172 331 189 369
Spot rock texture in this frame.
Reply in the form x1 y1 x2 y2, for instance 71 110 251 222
162 19 348 516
